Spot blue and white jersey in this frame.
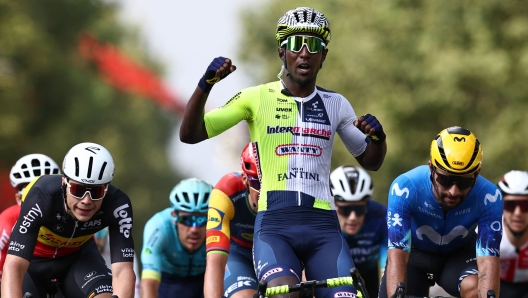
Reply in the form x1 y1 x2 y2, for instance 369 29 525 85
387 165 503 256
343 200 388 271
140 208 206 280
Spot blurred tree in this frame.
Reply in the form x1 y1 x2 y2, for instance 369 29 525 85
0 0 181 256
239 0 528 204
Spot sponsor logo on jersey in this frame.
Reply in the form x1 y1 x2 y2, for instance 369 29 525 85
387 212 403 227
277 167 320 182
267 126 331 140
19 204 42 234
38 231 90 247
391 183 409 199
454 208 471 215
262 267 283 280
94 284 113 294
8 241 25 252
484 189 501 205
121 247 134 257
206 236 220 244
240 233 253 241
416 225 468 245
418 207 442 219
0 229 10 254
275 144 323 156
224 280 253 296
222 92 241 107
207 208 223 230
82 219 102 230
276 107 292 112
277 98 288 103
84 271 97 280
334 292 356 297
113 204 132 238
53 224 64 232
234 223 254 229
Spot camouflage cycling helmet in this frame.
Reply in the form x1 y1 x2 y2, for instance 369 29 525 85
10 154 61 188
430 126 482 175
169 178 212 213
276 7 331 46
498 170 528 195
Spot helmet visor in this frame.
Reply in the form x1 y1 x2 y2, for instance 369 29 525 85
66 180 108 201
280 35 326 53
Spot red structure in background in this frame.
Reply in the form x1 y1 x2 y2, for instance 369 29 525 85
78 32 186 115
0 170 16 213
0 33 186 212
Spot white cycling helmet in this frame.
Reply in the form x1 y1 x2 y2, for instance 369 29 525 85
63 142 115 185
330 165 373 201
169 178 212 213
10 154 61 188
498 170 528 195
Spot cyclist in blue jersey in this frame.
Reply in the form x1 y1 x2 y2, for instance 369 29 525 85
180 6 388 298
140 178 211 298
380 126 503 298
330 165 387 298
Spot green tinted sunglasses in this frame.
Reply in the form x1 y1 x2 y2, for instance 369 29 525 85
280 35 326 54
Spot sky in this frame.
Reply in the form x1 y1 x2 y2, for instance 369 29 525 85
112 0 266 184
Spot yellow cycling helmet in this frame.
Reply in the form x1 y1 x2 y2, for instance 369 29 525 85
430 126 483 175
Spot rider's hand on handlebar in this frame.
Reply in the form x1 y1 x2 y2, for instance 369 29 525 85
198 57 237 92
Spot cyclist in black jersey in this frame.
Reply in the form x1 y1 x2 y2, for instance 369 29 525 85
1 142 136 298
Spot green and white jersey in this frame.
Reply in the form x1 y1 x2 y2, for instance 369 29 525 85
205 81 368 212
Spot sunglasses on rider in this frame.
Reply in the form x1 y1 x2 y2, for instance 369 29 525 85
65 180 108 201
504 200 528 213
336 204 368 217
433 168 476 190
175 215 208 228
247 175 261 192
280 35 326 54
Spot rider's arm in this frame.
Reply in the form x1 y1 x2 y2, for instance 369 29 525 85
204 253 229 298
112 261 136 298
180 58 236 144
476 256 500 298
337 101 386 171
355 139 387 171
179 86 209 144
385 249 409 297
1 255 29 298
139 213 165 298
140 278 160 298
204 186 235 298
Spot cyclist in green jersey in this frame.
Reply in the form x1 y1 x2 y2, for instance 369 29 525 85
180 7 387 298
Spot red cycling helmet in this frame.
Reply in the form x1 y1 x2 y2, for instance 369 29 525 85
240 142 259 177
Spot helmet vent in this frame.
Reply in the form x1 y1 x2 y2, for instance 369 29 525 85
181 192 191 204
74 157 80 177
98 162 107 180
31 159 40 167
87 157 93 178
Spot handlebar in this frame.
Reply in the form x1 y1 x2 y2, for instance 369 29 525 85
253 267 369 298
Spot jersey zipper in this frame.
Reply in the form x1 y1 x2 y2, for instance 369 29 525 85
188 253 193 277
53 220 78 258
